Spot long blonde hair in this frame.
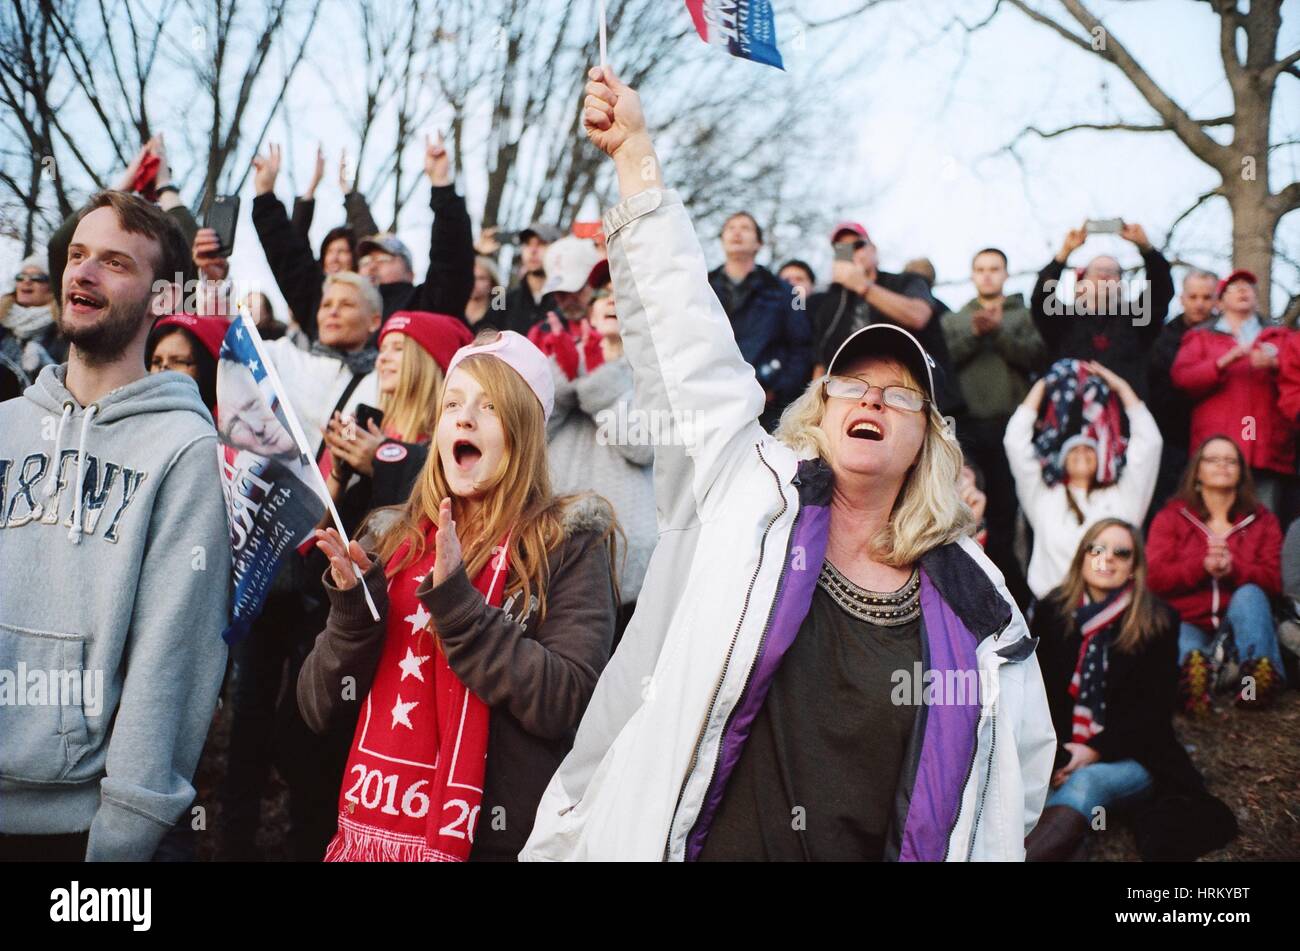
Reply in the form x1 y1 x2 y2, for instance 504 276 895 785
377 350 585 620
774 367 974 567
1050 517 1159 654
381 336 443 443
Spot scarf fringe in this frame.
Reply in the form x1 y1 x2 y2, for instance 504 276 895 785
324 814 466 863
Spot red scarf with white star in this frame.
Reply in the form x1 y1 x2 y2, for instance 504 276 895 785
324 520 508 862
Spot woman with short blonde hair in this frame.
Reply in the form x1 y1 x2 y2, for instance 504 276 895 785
522 67 1055 862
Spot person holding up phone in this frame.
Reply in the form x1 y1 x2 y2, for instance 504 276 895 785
1030 219 1174 398
809 222 965 419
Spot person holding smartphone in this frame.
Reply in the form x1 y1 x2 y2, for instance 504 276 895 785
1030 219 1174 399
809 223 965 419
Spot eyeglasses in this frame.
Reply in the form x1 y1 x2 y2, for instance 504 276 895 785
823 375 928 412
150 356 197 371
1201 455 1240 467
1087 544 1134 562
15 273 50 284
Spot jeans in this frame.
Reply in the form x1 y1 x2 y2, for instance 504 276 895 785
1046 758 1153 818
1177 583 1286 680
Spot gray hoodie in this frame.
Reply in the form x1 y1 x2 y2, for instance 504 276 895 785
547 357 655 604
0 364 230 860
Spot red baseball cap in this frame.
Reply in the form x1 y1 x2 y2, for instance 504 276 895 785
830 221 870 245
1216 269 1257 298
379 311 474 372
153 314 230 360
572 221 604 241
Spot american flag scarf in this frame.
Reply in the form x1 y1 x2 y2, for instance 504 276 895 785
1069 583 1133 743
1033 359 1129 487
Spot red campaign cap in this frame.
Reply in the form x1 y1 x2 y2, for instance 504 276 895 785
572 221 604 241
379 311 474 373
1216 269 1257 298
830 220 869 244
154 314 230 360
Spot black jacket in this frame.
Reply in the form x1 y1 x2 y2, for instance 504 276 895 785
810 276 966 418
708 264 813 427
1033 593 1198 791
252 184 475 335
1147 313 1200 450
499 282 548 336
1030 249 1174 399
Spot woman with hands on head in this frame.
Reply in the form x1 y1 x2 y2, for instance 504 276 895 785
1004 359 1163 601
297 328 619 862
521 67 1054 863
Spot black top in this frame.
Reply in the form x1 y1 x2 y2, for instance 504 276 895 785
698 568 921 861
1029 249 1174 400
1031 592 1200 792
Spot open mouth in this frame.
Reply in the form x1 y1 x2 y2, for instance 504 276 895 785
452 439 482 470
66 290 105 312
848 420 884 441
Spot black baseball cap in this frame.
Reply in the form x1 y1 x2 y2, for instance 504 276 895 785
825 323 936 401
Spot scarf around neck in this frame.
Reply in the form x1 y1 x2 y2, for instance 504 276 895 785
310 340 377 377
1068 582 1133 743
324 522 510 862
2 301 55 339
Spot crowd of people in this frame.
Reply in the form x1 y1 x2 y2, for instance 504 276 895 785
0 65 1295 864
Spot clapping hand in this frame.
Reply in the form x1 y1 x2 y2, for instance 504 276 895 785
315 527 373 591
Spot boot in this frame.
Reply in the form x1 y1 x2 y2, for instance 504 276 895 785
1235 656 1282 709
1025 805 1089 862
1178 649 1212 716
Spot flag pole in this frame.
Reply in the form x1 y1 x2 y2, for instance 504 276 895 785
236 307 381 621
598 0 608 71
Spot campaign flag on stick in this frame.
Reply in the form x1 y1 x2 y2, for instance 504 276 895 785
685 0 784 70
216 310 378 643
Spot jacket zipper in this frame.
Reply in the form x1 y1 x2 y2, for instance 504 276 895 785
663 443 790 859
940 611 1013 860
968 700 997 859
1177 507 1256 630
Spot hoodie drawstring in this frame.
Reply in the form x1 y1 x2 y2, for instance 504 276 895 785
42 401 75 501
67 403 98 544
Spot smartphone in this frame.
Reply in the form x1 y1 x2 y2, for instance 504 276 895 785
205 195 240 257
354 403 384 434
1085 217 1124 235
833 243 857 262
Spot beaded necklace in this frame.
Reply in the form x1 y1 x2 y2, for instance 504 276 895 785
817 560 921 626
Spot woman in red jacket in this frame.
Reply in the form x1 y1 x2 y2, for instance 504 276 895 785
1145 435 1286 713
1169 273 1293 513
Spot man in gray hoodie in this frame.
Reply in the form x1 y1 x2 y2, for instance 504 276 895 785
0 191 231 862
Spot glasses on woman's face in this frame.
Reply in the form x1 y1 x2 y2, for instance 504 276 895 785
1200 454 1240 468
823 375 928 413
1087 543 1134 562
150 355 197 372
15 272 50 284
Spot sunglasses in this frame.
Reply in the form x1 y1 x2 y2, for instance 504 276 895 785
1087 544 1134 562
823 375 928 413
15 273 50 284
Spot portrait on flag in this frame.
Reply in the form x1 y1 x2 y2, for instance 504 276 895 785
216 315 329 643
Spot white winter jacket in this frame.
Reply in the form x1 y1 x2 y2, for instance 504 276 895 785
520 189 1055 862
